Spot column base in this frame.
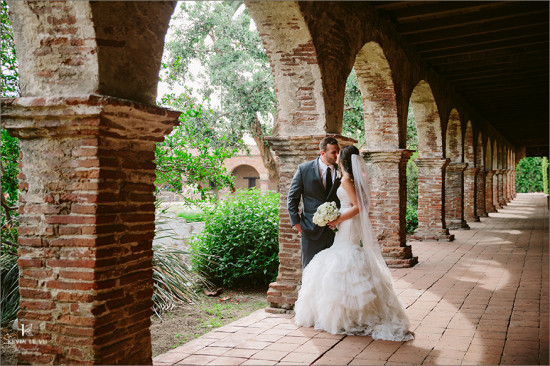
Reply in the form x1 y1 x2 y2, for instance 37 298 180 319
447 220 470 230
465 214 480 222
381 245 418 268
266 282 297 311
412 229 455 242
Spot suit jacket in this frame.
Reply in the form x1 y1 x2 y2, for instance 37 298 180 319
287 157 341 240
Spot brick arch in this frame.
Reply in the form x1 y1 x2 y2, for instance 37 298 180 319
354 42 399 150
464 121 475 166
7 1 175 104
409 80 443 159
445 109 462 162
245 1 328 136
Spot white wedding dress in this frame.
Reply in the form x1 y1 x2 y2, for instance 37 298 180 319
294 185 414 341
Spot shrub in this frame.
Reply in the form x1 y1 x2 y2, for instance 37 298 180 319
189 189 279 288
516 157 544 193
176 210 204 222
405 205 418 234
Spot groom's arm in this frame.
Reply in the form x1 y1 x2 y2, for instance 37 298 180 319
287 165 303 229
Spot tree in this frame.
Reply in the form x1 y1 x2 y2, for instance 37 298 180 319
155 93 238 206
343 70 365 147
163 1 279 187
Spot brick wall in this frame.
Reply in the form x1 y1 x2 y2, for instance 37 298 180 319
2 96 179 365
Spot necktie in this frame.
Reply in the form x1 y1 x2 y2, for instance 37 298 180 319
326 167 332 195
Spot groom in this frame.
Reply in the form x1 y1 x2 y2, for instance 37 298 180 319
288 137 341 269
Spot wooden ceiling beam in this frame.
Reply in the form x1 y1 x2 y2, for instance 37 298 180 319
398 3 546 35
422 36 549 60
412 25 548 53
405 11 549 44
390 1 504 24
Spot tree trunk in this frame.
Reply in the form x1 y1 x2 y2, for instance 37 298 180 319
250 117 279 191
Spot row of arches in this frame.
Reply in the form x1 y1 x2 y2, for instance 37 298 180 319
1 1 523 364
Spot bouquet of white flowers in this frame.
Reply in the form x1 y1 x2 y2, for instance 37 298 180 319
313 201 339 228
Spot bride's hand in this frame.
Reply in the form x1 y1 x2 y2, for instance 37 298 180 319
327 216 340 230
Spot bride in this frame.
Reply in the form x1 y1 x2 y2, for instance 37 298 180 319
293 145 414 341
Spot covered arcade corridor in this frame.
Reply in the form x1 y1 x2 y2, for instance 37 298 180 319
153 193 549 365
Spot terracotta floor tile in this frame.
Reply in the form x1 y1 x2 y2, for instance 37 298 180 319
235 340 271 350
222 348 259 358
195 346 233 356
207 356 246 365
276 336 310 345
250 349 289 362
279 352 320 364
176 354 218 365
314 355 355 365
265 342 300 352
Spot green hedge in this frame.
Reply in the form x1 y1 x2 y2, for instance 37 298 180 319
516 157 545 193
189 189 279 288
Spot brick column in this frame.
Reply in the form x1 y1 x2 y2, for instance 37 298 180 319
509 170 516 200
485 170 497 213
496 169 507 207
264 135 356 313
464 167 480 222
476 169 488 217
445 162 469 229
493 170 502 210
512 170 517 198
2 96 179 365
505 170 513 202
363 150 417 268
412 158 454 241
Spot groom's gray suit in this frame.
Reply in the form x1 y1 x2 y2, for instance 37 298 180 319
288 157 341 269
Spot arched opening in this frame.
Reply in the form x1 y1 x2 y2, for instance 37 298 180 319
351 42 416 265
232 164 261 190
354 42 399 150
409 81 452 241
445 110 463 163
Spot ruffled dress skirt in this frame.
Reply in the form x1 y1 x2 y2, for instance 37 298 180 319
293 215 414 341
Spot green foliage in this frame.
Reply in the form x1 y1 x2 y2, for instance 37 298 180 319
1 0 20 325
516 157 544 193
152 204 212 318
342 70 365 146
542 157 548 194
155 99 238 206
176 209 204 222
406 152 419 234
1 0 18 97
405 205 418 234
189 189 279 288
1 240 18 326
406 102 418 150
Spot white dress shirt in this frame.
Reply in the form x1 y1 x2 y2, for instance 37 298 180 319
318 158 336 189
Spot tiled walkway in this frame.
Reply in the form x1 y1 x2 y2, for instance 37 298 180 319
153 193 549 365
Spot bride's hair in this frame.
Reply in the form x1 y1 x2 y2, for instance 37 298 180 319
339 145 360 182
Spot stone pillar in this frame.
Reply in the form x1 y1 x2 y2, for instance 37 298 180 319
496 169 507 207
464 167 480 222
493 170 502 210
264 135 356 313
412 158 454 241
485 170 497 213
512 170 517 198
502 169 510 205
2 96 179 365
363 150 417 268
445 162 469 229
505 170 514 202
476 169 488 217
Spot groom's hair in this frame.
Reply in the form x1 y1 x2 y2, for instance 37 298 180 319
319 137 339 152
